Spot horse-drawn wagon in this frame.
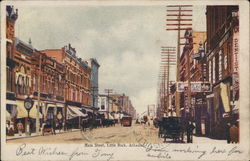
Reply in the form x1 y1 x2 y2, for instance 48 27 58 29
158 116 183 142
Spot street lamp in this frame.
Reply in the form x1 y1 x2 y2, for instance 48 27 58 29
24 96 34 136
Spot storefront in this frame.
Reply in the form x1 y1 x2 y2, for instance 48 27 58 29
67 105 88 129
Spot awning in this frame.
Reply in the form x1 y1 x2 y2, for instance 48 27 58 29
220 83 230 112
47 103 56 108
232 101 239 114
6 110 11 121
82 106 93 112
214 85 221 111
108 113 114 120
6 100 17 105
114 113 120 119
67 106 88 119
56 103 64 108
16 100 42 119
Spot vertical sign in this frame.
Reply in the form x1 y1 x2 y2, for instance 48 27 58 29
232 24 239 101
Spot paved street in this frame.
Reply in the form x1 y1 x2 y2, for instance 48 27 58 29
7 123 226 144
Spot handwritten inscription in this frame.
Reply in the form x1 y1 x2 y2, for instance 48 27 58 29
132 130 244 160
16 144 114 161
15 140 244 160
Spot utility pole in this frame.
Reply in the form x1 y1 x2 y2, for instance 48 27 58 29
36 53 42 134
105 89 113 119
161 47 176 115
166 5 193 117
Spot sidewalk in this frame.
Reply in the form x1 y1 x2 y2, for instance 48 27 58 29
6 129 80 141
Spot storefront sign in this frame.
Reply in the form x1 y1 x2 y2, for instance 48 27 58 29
177 82 211 92
232 26 239 73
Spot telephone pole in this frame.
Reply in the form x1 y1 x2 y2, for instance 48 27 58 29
161 46 176 116
105 89 113 119
166 5 193 117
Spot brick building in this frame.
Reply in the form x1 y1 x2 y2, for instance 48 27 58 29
179 30 207 135
204 6 239 139
41 44 91 121
6 6 36 134
30 50 65 130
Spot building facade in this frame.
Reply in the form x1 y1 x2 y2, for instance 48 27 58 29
179 30 207 135
41 44 92 121
30 50 65 130
204 6 239 139
86 58 100 108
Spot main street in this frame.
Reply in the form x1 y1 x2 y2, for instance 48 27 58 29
7 123 226 144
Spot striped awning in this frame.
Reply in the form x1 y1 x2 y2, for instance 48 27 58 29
67 106 88 119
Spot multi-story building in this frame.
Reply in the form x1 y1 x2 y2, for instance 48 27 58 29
6 6 40 133
204 6 239 139
41 44 91 121
30 50 65 128
6 6 19 126
179 30 207 135
86 58 100 108
97 94 114 119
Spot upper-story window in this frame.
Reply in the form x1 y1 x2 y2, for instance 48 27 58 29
212 57 215 84
219 50 223 80
16 66 30 95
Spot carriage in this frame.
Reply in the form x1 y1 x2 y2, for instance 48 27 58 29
158 116 183 142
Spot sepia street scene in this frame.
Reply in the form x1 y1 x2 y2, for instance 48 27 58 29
5 4 239 144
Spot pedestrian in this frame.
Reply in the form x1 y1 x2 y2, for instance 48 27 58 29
230 123 239 143
186 121 195 143
17 120 24 136
226 123 231 143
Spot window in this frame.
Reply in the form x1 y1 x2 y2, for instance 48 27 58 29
224 55 228 70
219 50 223 80
209 60 212 82
213 57 215 84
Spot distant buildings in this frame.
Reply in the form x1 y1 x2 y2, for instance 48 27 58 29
98 93 137 119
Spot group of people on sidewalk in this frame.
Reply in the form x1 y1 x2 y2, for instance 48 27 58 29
6 112 64 137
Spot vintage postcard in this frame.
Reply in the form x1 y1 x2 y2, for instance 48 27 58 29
1 0 249 161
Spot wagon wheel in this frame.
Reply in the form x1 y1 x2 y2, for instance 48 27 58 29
80 124 94 142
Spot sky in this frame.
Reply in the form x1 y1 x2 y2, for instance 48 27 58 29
14 4 206 115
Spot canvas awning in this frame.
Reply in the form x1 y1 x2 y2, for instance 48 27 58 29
16 100 42 119
67 106 88 119
220 83 230 113
6 110 11 121
108 113 114 120
6 100 17 105
47 103 56 108
56 103 64 108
